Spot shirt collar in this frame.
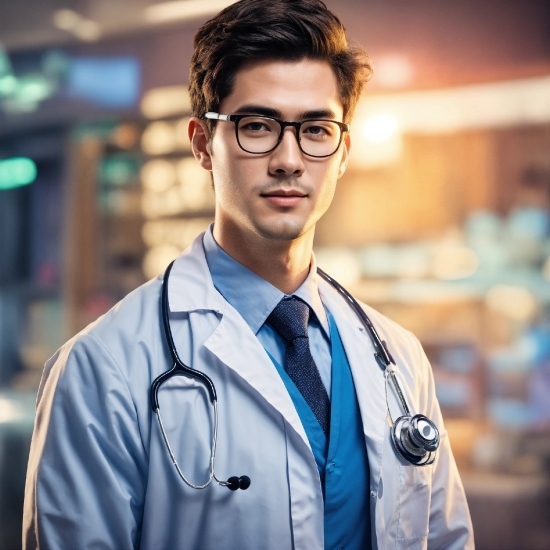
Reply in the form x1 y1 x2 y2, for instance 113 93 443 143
203 225 329 336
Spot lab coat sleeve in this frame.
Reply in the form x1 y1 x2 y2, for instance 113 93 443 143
412 335 475 550
23 333 148 550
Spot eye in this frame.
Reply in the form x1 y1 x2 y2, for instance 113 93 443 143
238 117 277 134
305 125 326 135
301 122 335 139
242 122 270 132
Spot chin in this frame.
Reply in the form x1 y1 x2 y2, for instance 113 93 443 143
252 217 310 242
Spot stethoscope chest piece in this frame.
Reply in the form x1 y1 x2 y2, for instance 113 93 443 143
391 414 439 466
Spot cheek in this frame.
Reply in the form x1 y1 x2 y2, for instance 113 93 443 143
210 138 239 200
210 141 260 206
312 161 340 211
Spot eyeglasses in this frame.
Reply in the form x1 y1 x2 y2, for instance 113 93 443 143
204 112 349 158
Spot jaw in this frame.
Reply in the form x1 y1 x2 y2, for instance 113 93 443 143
246 193 320 241
217 205 311 243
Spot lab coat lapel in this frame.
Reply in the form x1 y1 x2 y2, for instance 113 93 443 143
168 234 312 453
319 280 387 486
203 306 312 452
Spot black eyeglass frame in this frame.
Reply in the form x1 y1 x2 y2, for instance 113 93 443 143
204 112 350 158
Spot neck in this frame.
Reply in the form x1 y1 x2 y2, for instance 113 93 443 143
213 220 314 295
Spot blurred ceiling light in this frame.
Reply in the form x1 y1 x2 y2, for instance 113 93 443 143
72 20 102 42
351 115 402 168
486 285 538 321
432 246 479 280
52 9 101 41
141 85 191 119
141 159 176 193
52 9 81 31
362 114 398 143
354 75 550 136
141 121 176 155
144 0 236 24
373 54 414 88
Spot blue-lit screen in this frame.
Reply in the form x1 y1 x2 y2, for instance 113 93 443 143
67 56 140 108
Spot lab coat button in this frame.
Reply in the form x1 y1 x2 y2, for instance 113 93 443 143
370 490 376 498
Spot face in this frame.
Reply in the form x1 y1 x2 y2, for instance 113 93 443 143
190 59 351 242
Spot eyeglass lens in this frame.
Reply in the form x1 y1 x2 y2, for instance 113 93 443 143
236 116 342 157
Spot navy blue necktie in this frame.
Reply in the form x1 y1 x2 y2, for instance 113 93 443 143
266 296 331 435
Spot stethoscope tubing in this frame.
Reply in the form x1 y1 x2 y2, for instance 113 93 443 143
152 261 440 488
317 268 413 415
151 260 227 489
151 260 217 411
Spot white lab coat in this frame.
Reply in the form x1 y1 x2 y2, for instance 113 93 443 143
24 234 474 550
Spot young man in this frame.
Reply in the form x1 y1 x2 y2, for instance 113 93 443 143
24 1 474 548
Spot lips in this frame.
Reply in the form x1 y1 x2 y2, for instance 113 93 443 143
261 189 307 208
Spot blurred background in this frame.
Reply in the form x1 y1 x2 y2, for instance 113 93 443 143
0 0 549 548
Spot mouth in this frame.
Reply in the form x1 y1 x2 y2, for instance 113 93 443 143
260 188 308 208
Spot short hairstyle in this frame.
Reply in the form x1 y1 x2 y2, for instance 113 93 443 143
189 0 372 131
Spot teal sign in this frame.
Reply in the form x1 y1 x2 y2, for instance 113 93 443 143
0 157 37 190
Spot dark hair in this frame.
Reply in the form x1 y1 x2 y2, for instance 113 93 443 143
189 0 372 131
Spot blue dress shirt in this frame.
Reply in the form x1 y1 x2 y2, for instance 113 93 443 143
202 226 333 395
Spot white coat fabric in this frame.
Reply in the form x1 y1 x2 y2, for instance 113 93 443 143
23 233 474 550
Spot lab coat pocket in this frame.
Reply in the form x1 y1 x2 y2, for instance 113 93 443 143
396 463 432 549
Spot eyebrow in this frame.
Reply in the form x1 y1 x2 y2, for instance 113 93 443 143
232 104 339 121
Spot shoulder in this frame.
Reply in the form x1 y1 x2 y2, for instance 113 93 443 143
358 299 418 350
75 275 166 363
320 278 428 384
39 276 166 397
359 298 429 380
320 277 421 359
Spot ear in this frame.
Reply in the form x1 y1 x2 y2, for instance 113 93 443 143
337 132 351 179
188 117 212 171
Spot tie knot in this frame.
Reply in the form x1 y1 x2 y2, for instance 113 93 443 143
266 297 310 342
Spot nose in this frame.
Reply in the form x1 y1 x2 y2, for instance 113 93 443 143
267 127 305 177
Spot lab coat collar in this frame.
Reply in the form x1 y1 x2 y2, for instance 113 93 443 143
167 233 316 458
202 225 329 336
167 233 226 314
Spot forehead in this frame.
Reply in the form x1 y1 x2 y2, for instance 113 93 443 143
219 59 344 119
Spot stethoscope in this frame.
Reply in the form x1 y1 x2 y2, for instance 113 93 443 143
151 261 440 492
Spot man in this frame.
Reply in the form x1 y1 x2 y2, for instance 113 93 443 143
24 0 474 548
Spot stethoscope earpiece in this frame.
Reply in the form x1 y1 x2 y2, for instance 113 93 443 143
226 475 251 491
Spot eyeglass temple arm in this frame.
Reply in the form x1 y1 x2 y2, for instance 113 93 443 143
204 112 231 121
